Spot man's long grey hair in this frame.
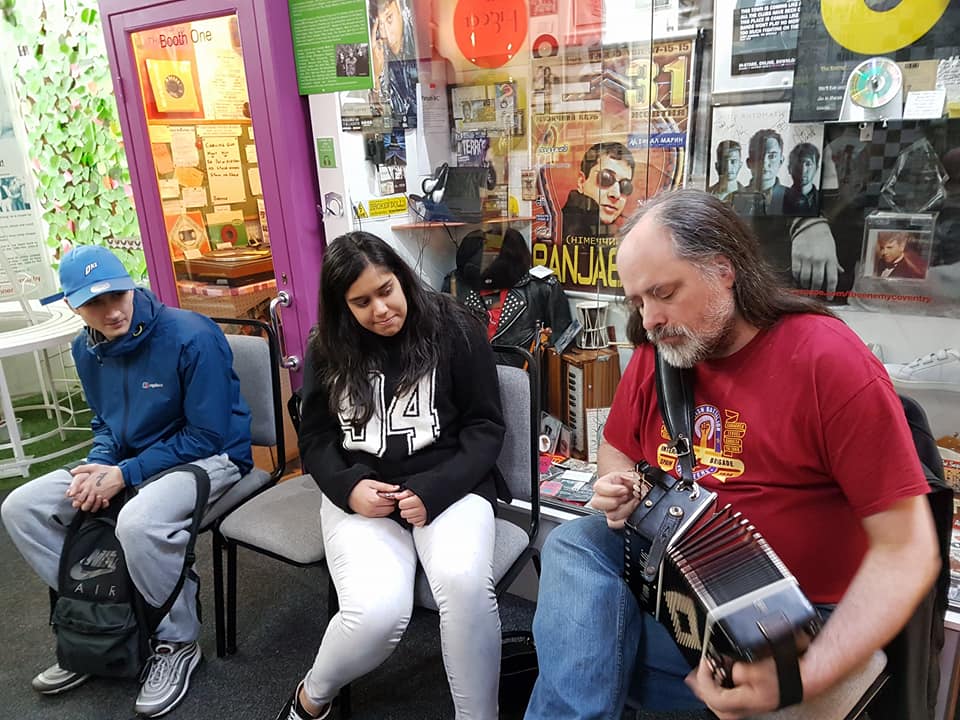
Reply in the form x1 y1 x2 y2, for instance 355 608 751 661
623 189 835 346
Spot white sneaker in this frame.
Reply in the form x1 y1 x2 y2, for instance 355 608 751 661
31 662 91 694
885 349 960 391
134 640 201 717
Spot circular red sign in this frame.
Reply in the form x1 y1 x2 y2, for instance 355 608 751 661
453 0 528 69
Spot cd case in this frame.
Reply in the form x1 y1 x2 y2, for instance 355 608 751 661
860 211 936 282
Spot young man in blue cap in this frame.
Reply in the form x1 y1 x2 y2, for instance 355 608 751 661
1 245 253 717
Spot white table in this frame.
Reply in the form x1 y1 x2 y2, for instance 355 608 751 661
0 300 88 478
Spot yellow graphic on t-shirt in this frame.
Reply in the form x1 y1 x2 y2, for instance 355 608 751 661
656 405 745 483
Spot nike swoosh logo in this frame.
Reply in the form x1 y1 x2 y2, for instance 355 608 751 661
69 563 115 581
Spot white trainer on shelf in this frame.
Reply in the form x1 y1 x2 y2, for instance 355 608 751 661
885 348 960 392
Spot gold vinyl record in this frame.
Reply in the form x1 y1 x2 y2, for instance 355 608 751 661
145 59 201 114
847 57 902 109
821 0 949 55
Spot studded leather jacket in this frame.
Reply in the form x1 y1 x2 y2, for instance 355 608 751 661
457 272 572 364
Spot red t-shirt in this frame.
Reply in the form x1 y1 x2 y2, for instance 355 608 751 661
604 313 928 604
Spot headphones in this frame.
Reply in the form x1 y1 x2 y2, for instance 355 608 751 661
421 163 449 204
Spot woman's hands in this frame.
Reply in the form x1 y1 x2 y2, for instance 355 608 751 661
394 489 427 527
348 479 401 517
347 479 427 526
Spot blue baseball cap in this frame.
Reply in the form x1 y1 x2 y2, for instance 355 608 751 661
52 245 137 307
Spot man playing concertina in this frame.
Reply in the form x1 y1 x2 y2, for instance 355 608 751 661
524 189 938 720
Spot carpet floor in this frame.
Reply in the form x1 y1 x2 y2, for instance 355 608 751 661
0 489 706 720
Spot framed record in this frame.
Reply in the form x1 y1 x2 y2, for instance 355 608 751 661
791 0 958 122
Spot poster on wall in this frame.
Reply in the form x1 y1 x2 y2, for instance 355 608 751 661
530 37 695 293
712 0 798 94
529 0 558 15
706 101 832 300
0 65 55 301
368 0 419 128
707 101 824 216
790 0 960 123
191 16 250 120
288 0 373 95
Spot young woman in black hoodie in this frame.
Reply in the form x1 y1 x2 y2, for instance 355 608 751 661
277 231 506 720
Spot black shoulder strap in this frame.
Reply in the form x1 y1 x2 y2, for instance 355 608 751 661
653 350 696 488
143 463 211 630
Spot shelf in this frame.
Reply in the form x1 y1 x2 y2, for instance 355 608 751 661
392 221 467 229
392 216 534 230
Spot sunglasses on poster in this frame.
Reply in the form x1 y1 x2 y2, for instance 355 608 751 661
596 168 634 196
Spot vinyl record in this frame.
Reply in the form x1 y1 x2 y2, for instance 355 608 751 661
533 34 559 59
847 57 902 109
220 224 239 244
821 0 949 55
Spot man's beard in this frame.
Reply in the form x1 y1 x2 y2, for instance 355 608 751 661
647 290 737 368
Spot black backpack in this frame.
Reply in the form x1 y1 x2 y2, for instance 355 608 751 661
50 464 210 678
868 396 952 720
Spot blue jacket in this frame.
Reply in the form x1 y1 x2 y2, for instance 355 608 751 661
74 288 253 487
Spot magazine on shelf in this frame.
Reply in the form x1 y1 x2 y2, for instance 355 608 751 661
539 460 597 507
949 494 960 611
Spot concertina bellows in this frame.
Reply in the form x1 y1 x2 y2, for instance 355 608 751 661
620 352 820 708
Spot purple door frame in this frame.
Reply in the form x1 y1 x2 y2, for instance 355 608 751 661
99 0 324 384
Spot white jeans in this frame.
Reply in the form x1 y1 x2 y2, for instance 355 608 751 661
304 493 501 719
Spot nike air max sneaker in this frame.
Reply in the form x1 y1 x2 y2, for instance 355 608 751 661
31 662 91 694
134 640 201 717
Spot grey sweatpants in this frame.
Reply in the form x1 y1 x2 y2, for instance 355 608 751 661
1 454 240 643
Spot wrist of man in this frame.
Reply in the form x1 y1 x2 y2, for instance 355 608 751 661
790 216 829 237
117 459 141 488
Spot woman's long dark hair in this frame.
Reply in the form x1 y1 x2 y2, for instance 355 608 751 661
623 189 836 345
310 231 478 424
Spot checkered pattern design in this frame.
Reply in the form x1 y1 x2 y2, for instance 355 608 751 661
824 120 960 210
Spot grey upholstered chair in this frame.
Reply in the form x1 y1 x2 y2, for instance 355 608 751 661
213 344 542 688
751 650 887 719
203 318 291 658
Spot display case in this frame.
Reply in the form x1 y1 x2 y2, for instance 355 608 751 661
99 0 324 374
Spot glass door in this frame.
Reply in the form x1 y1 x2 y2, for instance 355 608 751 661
125 12 277 326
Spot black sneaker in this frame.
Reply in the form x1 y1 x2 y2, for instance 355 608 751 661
275 683 331 720
31 662 91 695
134 640 202 717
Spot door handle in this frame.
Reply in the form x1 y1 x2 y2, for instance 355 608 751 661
268 291 301 371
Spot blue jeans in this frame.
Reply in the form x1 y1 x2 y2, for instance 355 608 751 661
524 514 705 720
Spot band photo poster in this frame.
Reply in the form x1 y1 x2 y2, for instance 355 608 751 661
707 101 824 215
531 37 695 293
712 0 799 95
790 0 960 123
